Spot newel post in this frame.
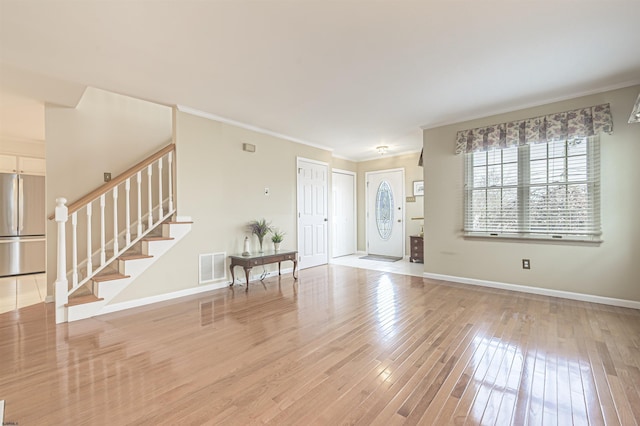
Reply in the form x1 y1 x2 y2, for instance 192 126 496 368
55 197 69 324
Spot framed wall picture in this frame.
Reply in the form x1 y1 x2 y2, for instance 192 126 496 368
413 180 424 196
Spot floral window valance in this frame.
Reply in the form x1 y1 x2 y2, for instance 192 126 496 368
455 103 613 154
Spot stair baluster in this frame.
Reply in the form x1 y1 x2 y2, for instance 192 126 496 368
168 151 174 212
113 186 119 255
158 157 163 219
86 203 93 277
71 212 78 287
100 194 106 266
147 164 153 229
136 171 142 237
125 178 131 246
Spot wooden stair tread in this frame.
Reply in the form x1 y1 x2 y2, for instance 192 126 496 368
93 273 131 282
65 295 104 307
119 253 153 261
142 236 174 241
165 221 194 224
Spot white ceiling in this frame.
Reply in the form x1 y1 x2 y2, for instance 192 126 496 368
1 0 639 160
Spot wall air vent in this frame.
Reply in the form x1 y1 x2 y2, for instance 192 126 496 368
199 252 226 284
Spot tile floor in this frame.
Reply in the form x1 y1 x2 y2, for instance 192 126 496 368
0 273 47 314
329 252 424 277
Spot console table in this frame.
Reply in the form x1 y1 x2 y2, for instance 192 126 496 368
229 250 298 291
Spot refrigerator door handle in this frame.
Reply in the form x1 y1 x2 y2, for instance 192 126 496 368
10 175 19 231
18 175 24 231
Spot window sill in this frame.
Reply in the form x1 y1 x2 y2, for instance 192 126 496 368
463 232 603 244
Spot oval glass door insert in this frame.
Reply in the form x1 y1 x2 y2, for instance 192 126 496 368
375 180 394 240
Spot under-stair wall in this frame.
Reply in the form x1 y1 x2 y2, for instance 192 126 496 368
64 220 193 322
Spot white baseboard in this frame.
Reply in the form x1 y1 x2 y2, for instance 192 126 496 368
98 280 229 316
97 268 294 317
423 272 640 310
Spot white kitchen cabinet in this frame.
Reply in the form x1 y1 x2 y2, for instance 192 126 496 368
0 154 46 175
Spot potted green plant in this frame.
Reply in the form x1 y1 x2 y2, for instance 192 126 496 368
271 229 285 251
248 219 271 253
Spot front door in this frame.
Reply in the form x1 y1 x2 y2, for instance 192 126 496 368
297 158 328 269
366 169 404 258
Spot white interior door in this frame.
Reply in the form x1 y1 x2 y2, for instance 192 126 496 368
331 169 356 258
366 169 404 258
297 158 328 269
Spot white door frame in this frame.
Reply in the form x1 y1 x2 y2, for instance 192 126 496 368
331 168 357 258
296 157 329 269
365 168 405 258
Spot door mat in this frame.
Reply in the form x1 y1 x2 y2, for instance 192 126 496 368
359 255 403 262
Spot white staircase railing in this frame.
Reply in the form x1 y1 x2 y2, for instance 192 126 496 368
52 144 175 323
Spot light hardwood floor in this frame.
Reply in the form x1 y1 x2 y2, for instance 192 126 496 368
1 265 639 425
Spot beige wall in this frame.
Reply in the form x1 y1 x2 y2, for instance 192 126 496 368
0 92 45 157
110 110 334 303
45 87 172 296
356 152 424 253
423 85 640 302
0 139 45 158
331 156 357 173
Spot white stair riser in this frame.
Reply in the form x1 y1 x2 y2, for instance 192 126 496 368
162 223 191 238
68 300 107 322
94 277 133 300
118 257 155 275
143 240 175 257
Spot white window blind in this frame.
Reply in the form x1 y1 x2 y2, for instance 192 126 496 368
464 136 601 241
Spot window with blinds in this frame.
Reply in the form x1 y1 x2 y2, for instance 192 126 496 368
464 136 601 241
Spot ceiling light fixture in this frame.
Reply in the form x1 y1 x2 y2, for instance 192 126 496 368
376 145 388 155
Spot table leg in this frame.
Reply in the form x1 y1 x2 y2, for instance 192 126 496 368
278 261 282 276
244 267 251 292
292 259 298 280
229 263 236 287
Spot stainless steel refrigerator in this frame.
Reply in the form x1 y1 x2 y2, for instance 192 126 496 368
0 173 46 276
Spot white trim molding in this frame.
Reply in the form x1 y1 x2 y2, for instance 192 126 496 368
98 268 295 317
176 105 334 153
423 272 640 310
98 281 230 316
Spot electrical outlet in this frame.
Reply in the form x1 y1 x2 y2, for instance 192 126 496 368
104 172 112 182
522 259 530 269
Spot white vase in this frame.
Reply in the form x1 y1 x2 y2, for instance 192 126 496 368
274 242 281 251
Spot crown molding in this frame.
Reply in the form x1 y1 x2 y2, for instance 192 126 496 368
176 105 334 153
421 79 640 130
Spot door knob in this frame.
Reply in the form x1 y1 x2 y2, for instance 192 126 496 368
324 218 328 221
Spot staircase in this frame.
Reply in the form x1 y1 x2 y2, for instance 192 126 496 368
52 144 191 323
63 219 192 322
